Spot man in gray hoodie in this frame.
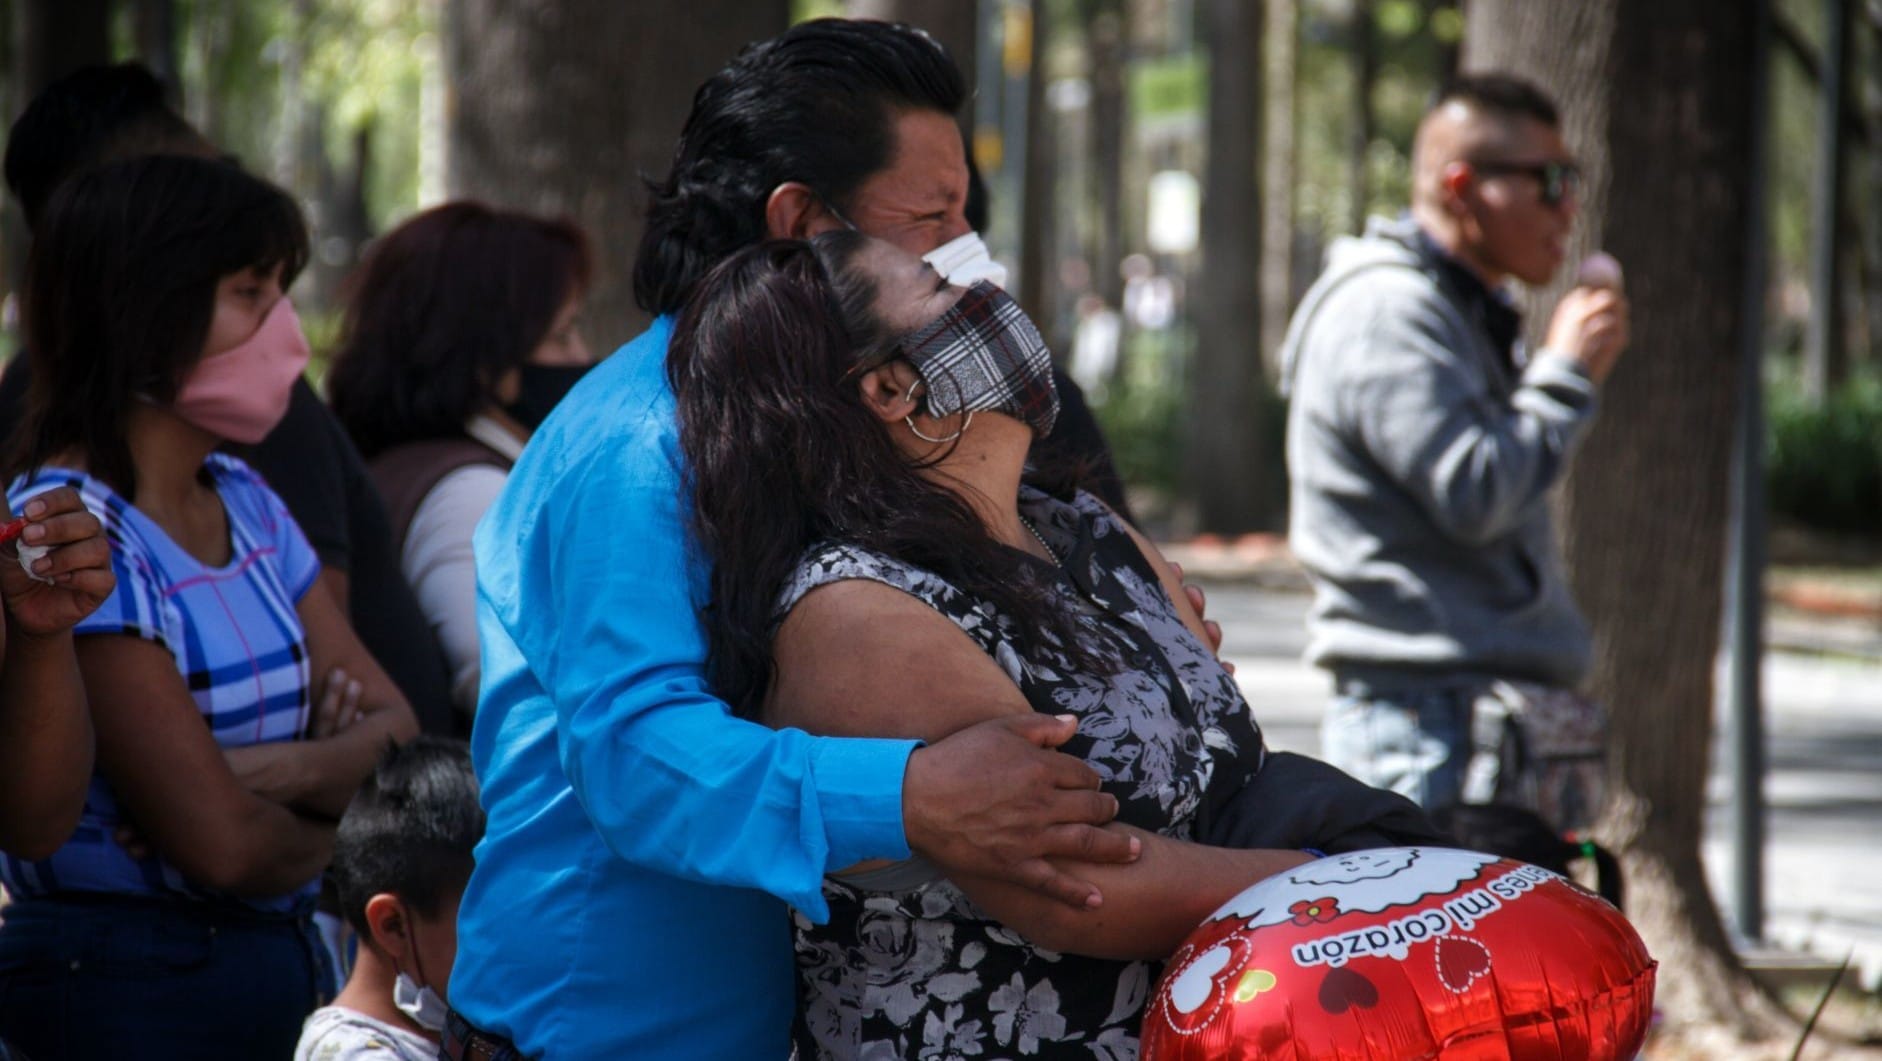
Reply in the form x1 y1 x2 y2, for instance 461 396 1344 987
1278 74 1629 809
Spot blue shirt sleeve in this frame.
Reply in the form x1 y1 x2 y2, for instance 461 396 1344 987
476 321 916 920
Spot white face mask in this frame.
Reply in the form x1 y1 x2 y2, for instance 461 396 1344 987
923 231 1009 289
394 971 449 1033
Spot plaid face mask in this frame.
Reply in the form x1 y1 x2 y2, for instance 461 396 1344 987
899 281 1060 439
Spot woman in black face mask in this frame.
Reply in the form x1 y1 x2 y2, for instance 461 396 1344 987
670 231 1442 1061
327 202 592 724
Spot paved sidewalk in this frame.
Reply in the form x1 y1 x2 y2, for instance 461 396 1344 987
1191 572 1882 992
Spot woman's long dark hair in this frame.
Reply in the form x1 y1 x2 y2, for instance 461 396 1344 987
326 201 591 458
8 155 307 498
670 232 1099 718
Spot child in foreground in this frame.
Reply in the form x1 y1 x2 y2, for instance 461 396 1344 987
296 737 483 1061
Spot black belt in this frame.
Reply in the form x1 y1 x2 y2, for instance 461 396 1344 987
442 1010 531 1061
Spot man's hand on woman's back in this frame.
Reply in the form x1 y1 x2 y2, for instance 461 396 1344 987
902 713 1140 911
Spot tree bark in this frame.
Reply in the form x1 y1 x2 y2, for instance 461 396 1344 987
132 0 181 98
185 0 235 142
1190 0 1270 533
1347 0 1375 236
1464 0 1791 1041
1259 0 1298 370
1863 3 1882 367
1085 0 1128 310
7 0 110 315
446 0 788 354
1017 2 1053 324
1803 0 1853 404
1424 0 1460 83
12 0 110 98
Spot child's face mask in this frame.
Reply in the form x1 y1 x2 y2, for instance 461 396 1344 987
394 970 449 1032
394 901 450 1032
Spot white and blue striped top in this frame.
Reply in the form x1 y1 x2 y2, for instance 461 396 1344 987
4 453 320 912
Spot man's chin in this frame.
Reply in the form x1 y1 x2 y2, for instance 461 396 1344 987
1515 258 1561 287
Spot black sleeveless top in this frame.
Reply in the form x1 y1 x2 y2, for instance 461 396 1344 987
777 487 1267 1060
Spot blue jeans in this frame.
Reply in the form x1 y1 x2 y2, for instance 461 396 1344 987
1321 684 1476 808
0 893 331 1060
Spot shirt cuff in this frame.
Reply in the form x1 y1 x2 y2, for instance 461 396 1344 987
1526 348 1599 391
809 737 920 870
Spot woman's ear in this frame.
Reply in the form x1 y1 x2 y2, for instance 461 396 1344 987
854 361 923 424
364 892 413 961
764 182 846 240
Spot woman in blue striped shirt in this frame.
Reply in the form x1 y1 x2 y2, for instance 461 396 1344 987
0 155 419 1059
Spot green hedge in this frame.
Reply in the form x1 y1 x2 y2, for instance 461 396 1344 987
1766 376 1882 539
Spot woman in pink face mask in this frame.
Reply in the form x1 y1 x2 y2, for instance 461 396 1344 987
0 155 418 1060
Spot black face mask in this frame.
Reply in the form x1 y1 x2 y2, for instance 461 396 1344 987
505 363 593 430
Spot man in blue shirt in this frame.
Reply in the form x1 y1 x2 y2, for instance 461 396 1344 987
449 20 1166 1058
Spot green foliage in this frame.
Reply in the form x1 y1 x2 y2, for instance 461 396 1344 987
1767 374 1882 539
301 0 434 228
793 0 846 20
1130 54 1204 120
1089 329 1289 503
1091 331 1187 493
173 0 434 232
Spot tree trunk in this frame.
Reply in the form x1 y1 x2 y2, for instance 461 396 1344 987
1424 0 1460 83
13 0 110 98
1464 0 1792 1041
1190 0 1269 534
1259 0 1298 371
1347 0 1375 235
1803 0 1853 404
445 0 789 354
1085 0 1127 310
186 0 235 142
7 0 110 317
1017 2 1053 324
132 0 180 97
273 0 310 195
1863 3 1882 368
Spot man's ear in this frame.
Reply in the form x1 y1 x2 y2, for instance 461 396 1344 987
854 361 923 424
765 182 846 240
364 892 413 961
1439 162 1474 216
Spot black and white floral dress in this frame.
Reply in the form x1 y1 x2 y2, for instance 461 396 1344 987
779 487 1267 1060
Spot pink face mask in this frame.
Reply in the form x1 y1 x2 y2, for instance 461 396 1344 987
173 296 311 444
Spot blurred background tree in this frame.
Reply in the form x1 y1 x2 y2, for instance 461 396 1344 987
1464 0 1784 1040
446 0 788 352
11 0 1869 541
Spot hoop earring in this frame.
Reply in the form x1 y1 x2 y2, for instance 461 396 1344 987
905 409 972 444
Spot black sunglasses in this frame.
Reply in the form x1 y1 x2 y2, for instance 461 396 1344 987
1467 159 1581 207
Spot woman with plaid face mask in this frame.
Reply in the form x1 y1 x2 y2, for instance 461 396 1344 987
668 231 1442 1060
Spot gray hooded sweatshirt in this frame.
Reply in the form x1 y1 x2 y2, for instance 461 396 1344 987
1278 215 1595 690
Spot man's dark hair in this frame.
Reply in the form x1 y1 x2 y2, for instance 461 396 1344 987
3 62 213 231
327 201 591 458
330 737 484 934
1433 73 1559 128
632 18 965 317
9 155 308 498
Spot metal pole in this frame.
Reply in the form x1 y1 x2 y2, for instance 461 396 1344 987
1725 0 1773 947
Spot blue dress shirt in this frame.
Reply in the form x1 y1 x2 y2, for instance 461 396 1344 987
450 316 919 1058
